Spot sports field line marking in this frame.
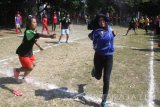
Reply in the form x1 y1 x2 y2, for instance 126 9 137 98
27 78 127 107
148 36 155 107
0 42 141 63
0 36 87 63
0 36 15 40
0 66 127 107
0 36 128 106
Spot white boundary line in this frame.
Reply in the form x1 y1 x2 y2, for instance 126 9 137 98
0 43 141 63
0 27 156 106
0 66 127 107
0 34 23 40
0 36 15 40
26 77 127 107
0 36 128 107
148 36 155 107
0 37 86 63
0 35 156 106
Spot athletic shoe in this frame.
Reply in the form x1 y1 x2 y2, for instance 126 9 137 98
12 89 23 96
23 76 33 83
100 101 107 107
123 34 127 36
13 69 20 80
91 67 95 77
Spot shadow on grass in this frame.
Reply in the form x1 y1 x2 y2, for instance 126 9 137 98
0 84 13 92
45 41 58 44
132 48 160 53
155 59 160 61
0 77 19 84
35 84 99 107
0 77 21 93
154 99 160 106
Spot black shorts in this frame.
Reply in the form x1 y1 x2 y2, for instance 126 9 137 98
128 25 135 30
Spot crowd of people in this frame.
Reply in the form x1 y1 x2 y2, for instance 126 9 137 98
124 15 160 35
15 10 71 44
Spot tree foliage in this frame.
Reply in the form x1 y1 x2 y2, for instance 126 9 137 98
87 0 116 15
0 0 160 27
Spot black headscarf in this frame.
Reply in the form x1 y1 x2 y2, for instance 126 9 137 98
93 14 109 30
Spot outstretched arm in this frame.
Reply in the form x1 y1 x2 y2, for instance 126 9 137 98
35 42 43 51
39 33 56 39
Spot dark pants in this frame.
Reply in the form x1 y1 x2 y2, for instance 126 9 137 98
94 53 113 95
52 23 56 31
144 25 149 33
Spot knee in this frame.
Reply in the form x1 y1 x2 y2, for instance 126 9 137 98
96 77 101 80
27 66 33 71
95 75 101 80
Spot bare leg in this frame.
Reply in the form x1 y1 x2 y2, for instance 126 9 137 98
58 35 63 43
134 30 137 35
125 29 129 35
16 66 33 78
18 27 22 33
66 34 69 43
41 26 44 34
45 26 50 34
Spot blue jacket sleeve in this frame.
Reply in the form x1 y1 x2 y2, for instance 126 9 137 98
92 30 99 49
88 31 94 40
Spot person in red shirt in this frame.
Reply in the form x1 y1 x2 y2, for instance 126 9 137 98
41 14 50 34
52 11 58 32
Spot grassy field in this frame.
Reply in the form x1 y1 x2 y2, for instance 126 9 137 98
0 25 160 107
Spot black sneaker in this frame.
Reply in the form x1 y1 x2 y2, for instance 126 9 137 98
100 101 107 107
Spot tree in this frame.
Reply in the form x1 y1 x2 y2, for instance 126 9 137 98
87 0 116 16
139 1 160 16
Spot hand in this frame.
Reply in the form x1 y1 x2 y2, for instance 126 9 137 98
40 47 44 51
50 34 56 39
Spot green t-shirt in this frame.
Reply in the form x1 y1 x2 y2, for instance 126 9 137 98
60 17 71 29
129 18 135 26
16 30 40 56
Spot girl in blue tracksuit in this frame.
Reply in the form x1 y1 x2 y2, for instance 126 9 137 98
89 14 115 107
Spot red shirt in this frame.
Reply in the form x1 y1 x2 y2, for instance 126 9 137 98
42 17 48 25
18 16 22 23
52 15 58 24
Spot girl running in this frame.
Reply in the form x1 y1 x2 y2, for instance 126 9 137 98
41 14 50 34
14 15 56 82
89 14 116 107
